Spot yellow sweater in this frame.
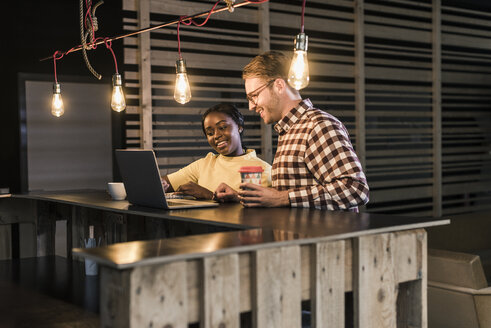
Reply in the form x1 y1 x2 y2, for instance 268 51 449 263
167 149 271 192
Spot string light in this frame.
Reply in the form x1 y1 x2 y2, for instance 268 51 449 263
104 38 126 112
51 83 65 117
46 1 271 111
51 51 65 117
287 0 310 90
174 58 192 104
111 73 126 111
173 0 222 104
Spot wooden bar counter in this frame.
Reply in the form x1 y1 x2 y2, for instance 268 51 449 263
3 190 450 328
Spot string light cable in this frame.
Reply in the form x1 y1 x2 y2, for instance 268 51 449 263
172 0 223 104
41 0 269 62
51 51 65 117
104 38 126 112
46 0 270 112
287 0 310 90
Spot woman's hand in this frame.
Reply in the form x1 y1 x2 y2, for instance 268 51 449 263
161 176 174 192
214 183 240 203
176 182 213 200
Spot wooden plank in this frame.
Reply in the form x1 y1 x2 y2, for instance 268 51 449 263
270 1 354 21
259 2 272 164
0 225 11 260
130 261 188 328
253 245 301 328
354 232 398 328
150 0 258 23
183 254 251 324
365 66 432 82
442 70 491 85
394 230 426 283
36 200 55 257
432 0 442 217
202 254 240 328
396 229 427 327
443 32 491 51
370 187 433 202
0 198 38 258
19 222 36 258
311 240 345 328
365 24 431 43
354 0 366 171
270 13 354 34
100 266 132 328
365 2 431 19
138 0 153 150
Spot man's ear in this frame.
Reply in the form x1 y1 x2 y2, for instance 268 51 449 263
274 78 287 95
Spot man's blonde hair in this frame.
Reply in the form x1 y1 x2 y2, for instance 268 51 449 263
242 51 291 81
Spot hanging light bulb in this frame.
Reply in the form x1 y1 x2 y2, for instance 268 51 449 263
287 33 310 90
111 73 126 112
51 83 65 117
174 59 192 104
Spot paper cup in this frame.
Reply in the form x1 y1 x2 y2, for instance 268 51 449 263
107 182 127 200
239 166 263 188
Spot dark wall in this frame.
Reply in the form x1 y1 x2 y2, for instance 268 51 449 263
2 0 123 192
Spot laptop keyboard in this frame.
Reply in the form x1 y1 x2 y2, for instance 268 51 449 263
166 192 196 200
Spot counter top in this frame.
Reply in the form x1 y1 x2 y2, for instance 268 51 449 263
13 190 450 268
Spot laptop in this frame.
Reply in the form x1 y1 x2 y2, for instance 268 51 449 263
115 149 219 210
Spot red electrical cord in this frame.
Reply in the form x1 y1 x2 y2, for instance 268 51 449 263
52 51 64 84
51 0 271 81
104 38 119 73
176 0 221 59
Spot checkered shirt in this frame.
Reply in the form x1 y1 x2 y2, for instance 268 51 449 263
272 99 369 211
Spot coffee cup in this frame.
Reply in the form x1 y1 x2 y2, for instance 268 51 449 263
107 182 127 200
238 166 263 188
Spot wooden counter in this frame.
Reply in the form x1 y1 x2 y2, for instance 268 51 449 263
4 190 449 328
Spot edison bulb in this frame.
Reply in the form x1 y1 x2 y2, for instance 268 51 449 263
174 59 192 104
51 83 65 117
111 73 126 112
287 33 310 90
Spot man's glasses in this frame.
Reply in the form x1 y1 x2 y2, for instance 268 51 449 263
246 79 275 105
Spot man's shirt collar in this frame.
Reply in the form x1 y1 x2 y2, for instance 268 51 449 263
274 98 313 135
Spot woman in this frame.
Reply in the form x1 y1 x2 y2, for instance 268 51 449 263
162 103 271 201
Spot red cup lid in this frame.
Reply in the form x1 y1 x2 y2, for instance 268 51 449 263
238 166 264 173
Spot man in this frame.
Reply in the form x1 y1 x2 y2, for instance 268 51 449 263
215 51 369 211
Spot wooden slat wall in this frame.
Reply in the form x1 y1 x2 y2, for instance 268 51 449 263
122 0 491 217
122 0 264 172
440 3 491 215
363 0 435 216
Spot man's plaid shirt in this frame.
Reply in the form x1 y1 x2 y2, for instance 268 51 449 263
272 99 369 211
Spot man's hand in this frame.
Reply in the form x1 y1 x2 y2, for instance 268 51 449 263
214 183 240 203
176 182 213 200
238 184 290 207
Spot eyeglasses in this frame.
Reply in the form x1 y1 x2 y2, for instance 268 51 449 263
246 79 275 105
